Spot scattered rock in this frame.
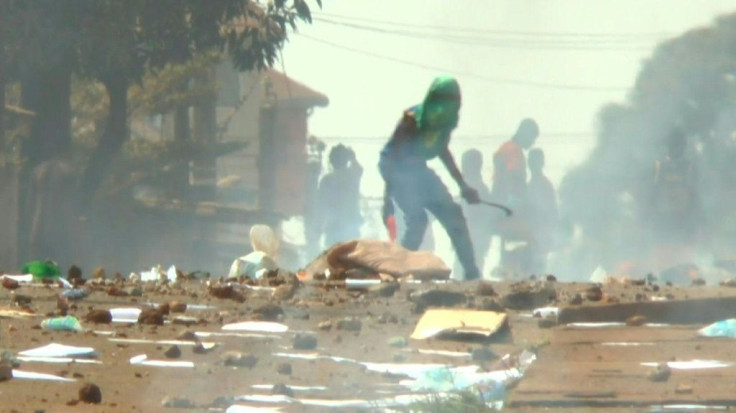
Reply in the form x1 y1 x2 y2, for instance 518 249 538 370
12 294 32 306
476 282 496 297
538 318 557 329
410 289 466 308
476 298 505 312
92 267 106 280
471 347 498 362
0 364 13 381
626 315 647 326
367 282 399 298
273 283 297 301
388 336 408 348
84 310 112 324
691 278 706 286
78 383 102 404
2 277 19 290
253 304 284 321
317 321 332 331
138 309 165 326
164 345 181 359
157 303 171 315
584 286 603 302
546 275 557 282
336 317 362 332
177 330 198 341
221 351 258 368
161 396 194 408
192 342 212 354
720 278 736 287
377 313 398 324
124 287 143 297
569 293 583 305
293 334 318 350
501 283 556 310
271 383 294 397
675 383 693 394
647 362 671 382
172 316 199 326
169 301 187 313
276 363 292 375
209 285 245 302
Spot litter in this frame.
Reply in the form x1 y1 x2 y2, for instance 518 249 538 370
228 251 278 280
40 316 84 332
16 356 102 364
139 265 178 282
641 360 734 369
20 260 60 281
19 343 96 358
110 308 142 323
600 342 655 346
410 309 507 340
698 319 736 338
110 338 216 350
222 321 289 333
61 288 89 300
0 307 36 319
532 307 560 318
1 274 33 283
129 354 194 368
12 370 76 382
226 406 284 413
251 384 328 391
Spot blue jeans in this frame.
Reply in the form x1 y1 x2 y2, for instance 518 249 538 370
380 157 480 280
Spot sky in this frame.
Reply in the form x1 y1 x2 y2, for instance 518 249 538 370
279 0 736 197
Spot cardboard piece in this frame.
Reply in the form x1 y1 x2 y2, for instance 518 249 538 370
410 309 508 340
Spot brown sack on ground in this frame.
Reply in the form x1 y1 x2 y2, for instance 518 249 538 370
304 240 451 281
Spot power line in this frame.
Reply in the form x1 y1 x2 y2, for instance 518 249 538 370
312 16 656 51
295 33 629 92
313 11 673 39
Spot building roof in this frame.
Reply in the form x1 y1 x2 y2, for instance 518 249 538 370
263 69 329 108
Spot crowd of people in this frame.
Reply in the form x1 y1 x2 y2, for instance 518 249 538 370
307 76 701 281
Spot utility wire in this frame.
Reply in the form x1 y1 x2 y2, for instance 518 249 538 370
313 17 657 50
313 11 673 39
296 32 628 92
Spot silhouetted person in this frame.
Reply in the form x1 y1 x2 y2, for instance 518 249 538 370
527 148 558 273
318 144 363 248
304 136 325 259
454 149 492 276
490 118 539 277
380 76 481 280
651 129 699 273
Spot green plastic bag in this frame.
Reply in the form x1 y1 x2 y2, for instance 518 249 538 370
21 260 60 281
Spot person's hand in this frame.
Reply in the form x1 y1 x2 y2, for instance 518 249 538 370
461 185 480 204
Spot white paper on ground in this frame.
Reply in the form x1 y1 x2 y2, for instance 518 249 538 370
601 342 655 346
226 406 284 413
110 308 142 323
17 356 102 364
19 343 96 358
641 360 734 370
251 384 328 391
109 338 216 349
222 321 289 333
12 369 76 381
272 352 354 364
566 322 670 328
129 354 194 368
532 307 559 318
196 331 282 339
650 404 729 411
1 274 33 282
234 393 459 409
414 349 472 357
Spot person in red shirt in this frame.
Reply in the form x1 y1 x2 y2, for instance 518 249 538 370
491 118 539 209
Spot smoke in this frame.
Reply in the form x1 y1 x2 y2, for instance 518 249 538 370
557 12 736 280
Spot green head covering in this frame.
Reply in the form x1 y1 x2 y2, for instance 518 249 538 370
415 76 461 131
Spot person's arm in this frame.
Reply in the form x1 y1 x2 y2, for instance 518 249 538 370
440 147 480 204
